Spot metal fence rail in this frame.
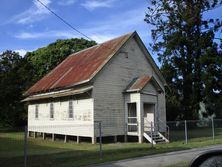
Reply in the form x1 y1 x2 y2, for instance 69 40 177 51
167 118 222 143
1 119 222 167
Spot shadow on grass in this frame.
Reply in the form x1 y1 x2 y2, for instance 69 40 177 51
1 131 222 167
0 146 188 167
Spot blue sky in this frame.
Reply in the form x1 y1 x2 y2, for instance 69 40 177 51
0 0 221 64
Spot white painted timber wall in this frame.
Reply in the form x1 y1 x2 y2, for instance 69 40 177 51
92 36 166 137
28 98 94 137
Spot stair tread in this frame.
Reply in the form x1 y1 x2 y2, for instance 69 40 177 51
153 137 164 139
144 131 168 144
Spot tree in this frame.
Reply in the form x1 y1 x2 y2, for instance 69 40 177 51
26 38 96 82
0 51 32 127
0 38 96 127
145 0 222 120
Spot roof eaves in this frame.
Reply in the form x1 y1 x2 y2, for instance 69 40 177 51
123 89 140 93
137 76 151 91
139 76 164 93
67 79 91 89
23 31 136 97
24 79 91 97
22 85 93 102
124 77 138 92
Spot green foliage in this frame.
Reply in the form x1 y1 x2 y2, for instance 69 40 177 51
0 38 96 127
26 38 96 82
145 0 222 120
0 51 32 127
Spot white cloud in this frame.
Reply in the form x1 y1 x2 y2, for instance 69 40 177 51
86 9 145 31
14 29 116 43
13 7 150 44
14 49 30 56
9 0 51 24
81 0 116 11
57 0 77 6
80 7 150 43
14 30 78 39
14 29 114 43
90 34 116 43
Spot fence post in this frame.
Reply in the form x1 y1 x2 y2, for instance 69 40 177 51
212 118 215 140
184 120 188 144
98 121 102 159
151 121 153 148
24 126 28 167
124 123 128 142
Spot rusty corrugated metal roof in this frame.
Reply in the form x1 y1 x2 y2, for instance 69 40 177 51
25 32 134 96
125 75 164 93
127 76 151 91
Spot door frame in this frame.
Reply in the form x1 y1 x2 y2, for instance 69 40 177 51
143 102 156 132
126 102 138 134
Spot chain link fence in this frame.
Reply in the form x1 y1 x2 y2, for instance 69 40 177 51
167 119 222 143
1 119 222 167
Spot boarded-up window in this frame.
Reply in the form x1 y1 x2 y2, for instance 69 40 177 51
50 103 54 119
68 101 73 118
35 105 39 119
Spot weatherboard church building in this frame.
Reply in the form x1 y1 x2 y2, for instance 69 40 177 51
23 31 168 144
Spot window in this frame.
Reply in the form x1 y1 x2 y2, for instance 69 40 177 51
50 103 54 119
68 101 73 118
35 105 39 119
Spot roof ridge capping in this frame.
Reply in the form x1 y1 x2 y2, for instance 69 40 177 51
24 31 135 96
69 31 135 57
85 31 136 82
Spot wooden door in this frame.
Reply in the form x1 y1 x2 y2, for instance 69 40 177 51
144 103 155 132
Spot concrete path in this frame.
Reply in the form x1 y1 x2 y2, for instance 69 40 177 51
92 144 222 167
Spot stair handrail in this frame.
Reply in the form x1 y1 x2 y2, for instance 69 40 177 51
144 121 155 145
157 118 170 141
144 119 151 129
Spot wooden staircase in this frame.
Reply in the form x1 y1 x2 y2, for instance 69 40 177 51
143 120 169 144
144 131 169 144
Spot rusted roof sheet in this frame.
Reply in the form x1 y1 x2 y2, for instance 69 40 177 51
22 86 93 102
25 32 134 96
125 75 164 93
126 76 151 92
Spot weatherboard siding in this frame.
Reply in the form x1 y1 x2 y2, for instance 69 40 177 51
28 98 94 137
27 34 166 139
142 82 157 94
141 84 166 129
93 37 165 136
157 93 166 131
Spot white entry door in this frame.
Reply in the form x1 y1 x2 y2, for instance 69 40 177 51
144 103 155 132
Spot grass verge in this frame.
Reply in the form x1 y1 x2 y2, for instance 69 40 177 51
0 132 222 167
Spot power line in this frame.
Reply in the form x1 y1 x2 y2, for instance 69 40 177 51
36 0 116 51
36 0 94 41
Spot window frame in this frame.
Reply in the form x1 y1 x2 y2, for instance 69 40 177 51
35 104 39 119
50 103 54 119
68 101 74 119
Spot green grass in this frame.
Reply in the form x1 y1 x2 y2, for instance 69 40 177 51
1 132 222 167
165 161 189 167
